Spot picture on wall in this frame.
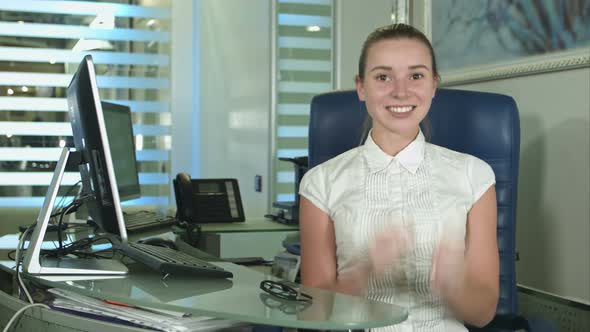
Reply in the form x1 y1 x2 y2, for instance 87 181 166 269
430 0 590 84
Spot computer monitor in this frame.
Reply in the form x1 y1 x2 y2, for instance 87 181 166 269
23 55 134 275
67 55 132 240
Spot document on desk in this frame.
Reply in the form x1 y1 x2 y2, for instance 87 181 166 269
48 288 249 332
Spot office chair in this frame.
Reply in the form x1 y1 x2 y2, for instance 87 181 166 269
307 89 554 332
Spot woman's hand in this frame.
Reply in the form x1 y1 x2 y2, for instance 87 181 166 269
369 226 414 277
431 240 466 301
335 226 414 295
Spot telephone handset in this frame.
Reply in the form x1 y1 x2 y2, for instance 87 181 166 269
173 173 245 223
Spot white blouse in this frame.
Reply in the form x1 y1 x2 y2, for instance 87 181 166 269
299 130 495 332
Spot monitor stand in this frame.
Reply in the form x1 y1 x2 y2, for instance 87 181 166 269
22 147 127 275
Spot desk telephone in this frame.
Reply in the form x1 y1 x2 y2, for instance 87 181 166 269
173 173 245 223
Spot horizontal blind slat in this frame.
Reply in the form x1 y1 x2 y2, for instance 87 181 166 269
0 97 169 113
278 14 332 27
277 171 295 183
0 22 170 42
0 122 170 136
278 37 331 50
279 59 331 71
278 104 310 116
279 0 332 5
277 149 308 158
278 125 308 138
0 73 170 89
278 81 331 93
0 148 168 162
0 196 168 208
0 122 71 136
0 172 168 186
0 1 171 18
0 47 169 66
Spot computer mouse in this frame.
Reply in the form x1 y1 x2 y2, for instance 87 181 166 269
138 237 178 250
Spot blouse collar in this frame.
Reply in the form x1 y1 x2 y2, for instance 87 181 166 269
363 129 425 174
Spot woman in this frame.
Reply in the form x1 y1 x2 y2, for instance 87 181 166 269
298 24 499 331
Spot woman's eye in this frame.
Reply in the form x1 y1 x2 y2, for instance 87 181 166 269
410 73 424 80
376 74 390 81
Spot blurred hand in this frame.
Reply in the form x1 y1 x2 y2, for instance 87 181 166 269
431 240 466 300
369 226 414 276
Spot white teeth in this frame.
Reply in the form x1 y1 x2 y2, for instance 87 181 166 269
387 106 413 113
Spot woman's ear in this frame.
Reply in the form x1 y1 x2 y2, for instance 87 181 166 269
431 75 439 98
355 75 366 101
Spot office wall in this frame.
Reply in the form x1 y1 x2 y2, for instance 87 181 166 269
197 0 271 219
196 0 290 260
335 1 590 303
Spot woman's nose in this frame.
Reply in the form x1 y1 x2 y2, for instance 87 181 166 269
390 78 409 98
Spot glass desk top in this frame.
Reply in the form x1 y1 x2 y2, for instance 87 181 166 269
0 228 406 330
24 261 407 330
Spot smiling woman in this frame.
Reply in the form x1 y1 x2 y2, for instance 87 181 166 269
0 0 172 209
299 23 500 331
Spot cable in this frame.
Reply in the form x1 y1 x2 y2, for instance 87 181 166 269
57 201 77 253
53 193 93 253
2 303 50 332
42 234 115 260
54 180 81 213
14 226 34 304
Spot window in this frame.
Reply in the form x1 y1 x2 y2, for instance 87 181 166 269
0 0 171 207
273 0 334 203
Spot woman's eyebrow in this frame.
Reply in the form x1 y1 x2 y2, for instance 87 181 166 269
369 64 431 72
409 64 430 71
368 65 392 73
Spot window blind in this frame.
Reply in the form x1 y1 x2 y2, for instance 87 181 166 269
274 0 333 203
0 0 171 207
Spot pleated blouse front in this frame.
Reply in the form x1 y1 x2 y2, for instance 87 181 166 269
299 130 495 332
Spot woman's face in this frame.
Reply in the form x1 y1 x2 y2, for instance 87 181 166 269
356 38 437 138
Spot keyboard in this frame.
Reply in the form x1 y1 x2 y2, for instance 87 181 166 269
120 242 233 279
124 211 177 233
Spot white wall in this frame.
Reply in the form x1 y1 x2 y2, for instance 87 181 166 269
198 0 271 219
335 0 590 303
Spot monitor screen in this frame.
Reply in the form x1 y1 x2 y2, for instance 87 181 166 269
66 55 128 240
101 101 140 202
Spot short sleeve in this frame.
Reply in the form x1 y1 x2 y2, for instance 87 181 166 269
467 156 496 206
299 165 330 215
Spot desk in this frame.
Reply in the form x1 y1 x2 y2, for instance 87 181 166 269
27 262 405 330
174 219 298 258
0 232 407 331
196 219 298 233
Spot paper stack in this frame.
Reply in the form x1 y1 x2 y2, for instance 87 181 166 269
48 288 251 332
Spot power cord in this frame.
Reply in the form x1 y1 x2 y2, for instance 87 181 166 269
14 225 34 304
5 182 87 331
2 303 50 332
8 234 52 332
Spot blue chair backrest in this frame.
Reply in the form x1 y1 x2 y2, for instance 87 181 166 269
308 88 520 317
